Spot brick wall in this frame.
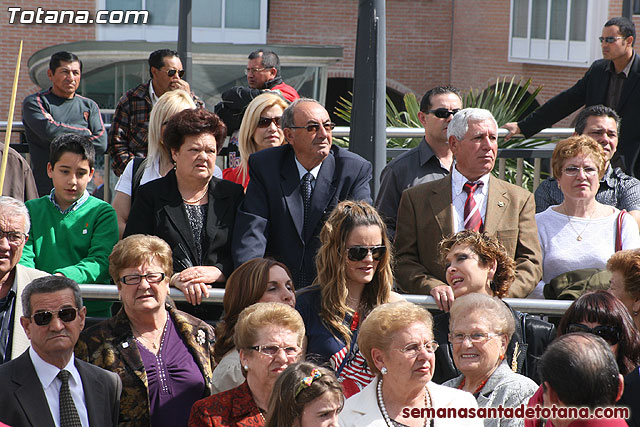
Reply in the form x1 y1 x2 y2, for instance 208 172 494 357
0 1 96 140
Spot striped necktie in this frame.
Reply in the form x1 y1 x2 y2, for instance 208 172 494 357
463 181 483 232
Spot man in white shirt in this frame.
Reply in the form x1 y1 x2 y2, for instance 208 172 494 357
395 108 542 310
0 276 121 427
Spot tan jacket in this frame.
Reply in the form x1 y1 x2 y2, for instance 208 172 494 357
395 175 542 297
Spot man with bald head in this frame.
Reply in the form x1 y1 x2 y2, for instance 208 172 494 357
232 98 372 288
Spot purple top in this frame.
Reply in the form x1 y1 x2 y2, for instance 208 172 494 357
138 314 206 427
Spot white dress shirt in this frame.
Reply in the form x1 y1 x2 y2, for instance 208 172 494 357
450 165 490 232
29 347 89 427
295 156 322 190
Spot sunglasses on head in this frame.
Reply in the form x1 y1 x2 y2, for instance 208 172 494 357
31 307 78 326
257 116 282 128
166 68 185 78
567 323 621 345
428 108 460 119
347 245 386 262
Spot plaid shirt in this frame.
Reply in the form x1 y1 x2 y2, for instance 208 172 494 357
108 81 203 176
535 165 640 212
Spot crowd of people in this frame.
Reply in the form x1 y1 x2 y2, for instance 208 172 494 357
1 16 640 427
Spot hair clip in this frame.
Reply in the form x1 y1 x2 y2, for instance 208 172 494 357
295 368 322 397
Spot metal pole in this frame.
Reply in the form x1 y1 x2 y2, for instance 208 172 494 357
622 0 632 20
177 0 193 83
349 0 386 199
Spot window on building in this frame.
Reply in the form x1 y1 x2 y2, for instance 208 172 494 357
98 0 266 43
509 0 607 66
634 0 640 14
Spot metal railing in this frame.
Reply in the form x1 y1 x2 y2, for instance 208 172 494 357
79 284 572 316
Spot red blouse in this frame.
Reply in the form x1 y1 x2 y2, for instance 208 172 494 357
188 381 264 427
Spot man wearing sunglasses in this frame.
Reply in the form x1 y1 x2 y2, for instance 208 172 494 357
22 51 107 196
108 49 204 176
376 85 462 239
396 108 542 310
0 197 48 366
503 17 640 177
232 98 372 288
0 276 121 427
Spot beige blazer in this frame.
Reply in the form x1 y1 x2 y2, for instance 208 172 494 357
395 174 542 297
10 264 50 359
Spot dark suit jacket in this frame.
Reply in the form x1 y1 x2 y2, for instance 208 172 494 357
620 367 640 427
124 169 244 278
0 350 121 427
231 144 372 288
518 53 640 174
395 174 542 297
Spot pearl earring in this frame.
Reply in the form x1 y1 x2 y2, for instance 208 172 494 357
244 365 249 370
381 367 388 375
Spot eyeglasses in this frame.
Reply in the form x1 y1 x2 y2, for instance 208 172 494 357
567 323 621 345
120 272 166 285
287 122 336 133
249 344 301 357
257 116 282 128
562 166 598 177
599 36 625 44
165 68 185 78
0 229 27 245
31 307 78 326
428 108 460 119
449 332 502 344
245 67 271 75
347 245 387 262
397 340 439 357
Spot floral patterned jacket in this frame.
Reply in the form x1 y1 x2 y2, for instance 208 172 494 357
75 304 216 426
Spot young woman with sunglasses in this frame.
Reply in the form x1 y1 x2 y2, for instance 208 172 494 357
295 200 403 398
223 92 289 189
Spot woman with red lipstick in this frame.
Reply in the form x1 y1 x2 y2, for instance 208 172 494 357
535 136 640 298
189 302 305 426
296 201 403 398
76 235 217 426
431 230 555 385
223 92 289 189
340 301 481 426
443 294 537 427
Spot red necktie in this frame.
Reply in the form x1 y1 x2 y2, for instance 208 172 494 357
463 181 483 232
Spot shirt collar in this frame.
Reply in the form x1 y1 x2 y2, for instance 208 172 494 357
149 79 160 106
602 164 616 187
451 164 490 196
29 346 80 390
607 55 634 77
294 156 322 181
49 189 90 214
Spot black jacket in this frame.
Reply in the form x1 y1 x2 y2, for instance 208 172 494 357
431 301 555 384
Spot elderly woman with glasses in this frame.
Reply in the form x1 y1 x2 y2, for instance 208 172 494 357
535 135 640 298
189 302 305 426
223 92 288 189
296 200 403 398
340 301 481 427
75 234 216 426
443 294 537 427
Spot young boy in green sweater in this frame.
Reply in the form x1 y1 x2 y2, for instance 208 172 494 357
19 133 118 317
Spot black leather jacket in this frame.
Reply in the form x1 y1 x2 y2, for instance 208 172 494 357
431 301 556 384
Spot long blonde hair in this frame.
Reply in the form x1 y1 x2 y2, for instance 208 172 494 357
313 201 393 348
237 92 288 181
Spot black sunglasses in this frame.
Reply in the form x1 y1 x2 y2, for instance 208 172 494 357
32 307 78 326
166 68 185 78
288 122 336 133
567 323 622 345
257 116 282 128
428 108 460 119
347 245 386 262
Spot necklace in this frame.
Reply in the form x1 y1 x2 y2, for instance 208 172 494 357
562 203 596 241
458 375 490 396
131 313 168 351
377 377 432 427
182 187 208 204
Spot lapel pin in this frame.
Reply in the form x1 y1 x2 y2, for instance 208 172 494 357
122 341 129 348
497 201 505 207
